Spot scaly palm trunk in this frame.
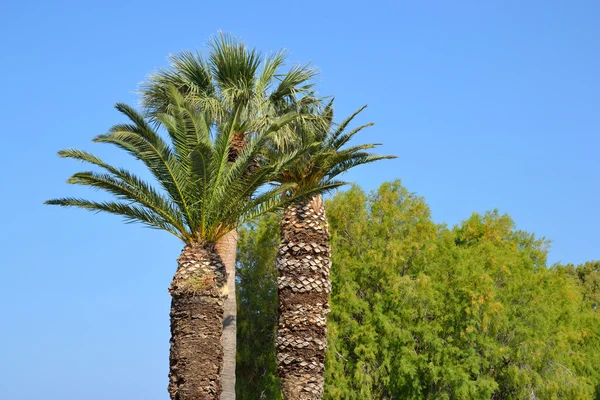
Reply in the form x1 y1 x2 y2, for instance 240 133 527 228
277 195 331 399
169 242 228 400
216 230 238 400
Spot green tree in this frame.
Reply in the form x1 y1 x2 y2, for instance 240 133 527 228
325 182 440 399
236 181 600 399
46 96 302 399
557 261 600 312
139 34 321 398
553 261 600 398
325 183 597 399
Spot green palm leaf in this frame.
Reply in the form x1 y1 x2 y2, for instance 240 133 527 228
45 198 184 239
273 102 396 195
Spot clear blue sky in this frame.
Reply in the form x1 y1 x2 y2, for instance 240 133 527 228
1 1 598 398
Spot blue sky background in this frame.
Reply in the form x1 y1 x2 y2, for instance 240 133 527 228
1 1 599 398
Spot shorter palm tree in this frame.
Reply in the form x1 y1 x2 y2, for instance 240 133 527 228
46 92 305 400
273 103 396 399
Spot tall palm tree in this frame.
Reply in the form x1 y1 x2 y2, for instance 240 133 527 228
46 94 307 400
139 33 321 399
273 103 396 399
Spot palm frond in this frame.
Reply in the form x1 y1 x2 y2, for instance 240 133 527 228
169 51 214 94
269 63 317 105
326 154 397 182
188 142 214 236
94 108 192 227
68 171 188 236
208 32 261 97
156 88 212 175
45 198 185 239
56 148 190 237
139 51 214 115
328 105 368 144
237 184 296 226
328 122 375 150
290 179 348 200
255 50 286 96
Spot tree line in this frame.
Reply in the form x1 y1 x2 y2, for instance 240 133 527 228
237 181 600 399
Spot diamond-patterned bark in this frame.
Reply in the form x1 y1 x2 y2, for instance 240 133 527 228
277 196 330 399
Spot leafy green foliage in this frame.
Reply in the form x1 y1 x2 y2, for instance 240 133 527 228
556 261 600 312
236 181 600 399
553 261 600 398
46 93 304 243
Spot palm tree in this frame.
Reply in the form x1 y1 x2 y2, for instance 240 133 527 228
273 103 395 399
139 33 321 399
46 94 306 400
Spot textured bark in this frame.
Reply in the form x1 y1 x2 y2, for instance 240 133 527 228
229 133 247 162
229 132 260 173
216 230 238 400
169 242 228 400
277 195 331 399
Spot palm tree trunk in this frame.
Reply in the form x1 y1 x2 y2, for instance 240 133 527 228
217 130 247 400
169 242 228 400
216 230 238 400
277 195 331 399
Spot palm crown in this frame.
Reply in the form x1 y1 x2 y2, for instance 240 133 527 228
275 101 396 194
140 33 322 150
46 91 302 243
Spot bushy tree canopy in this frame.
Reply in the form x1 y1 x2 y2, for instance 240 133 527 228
236 181 600 399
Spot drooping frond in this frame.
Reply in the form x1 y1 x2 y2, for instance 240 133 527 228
45 198 185 239
56 149 189 236
93 104 194 227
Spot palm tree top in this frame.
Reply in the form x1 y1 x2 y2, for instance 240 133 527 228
139 32 321 140
275 100 397 195
46 92 302 244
